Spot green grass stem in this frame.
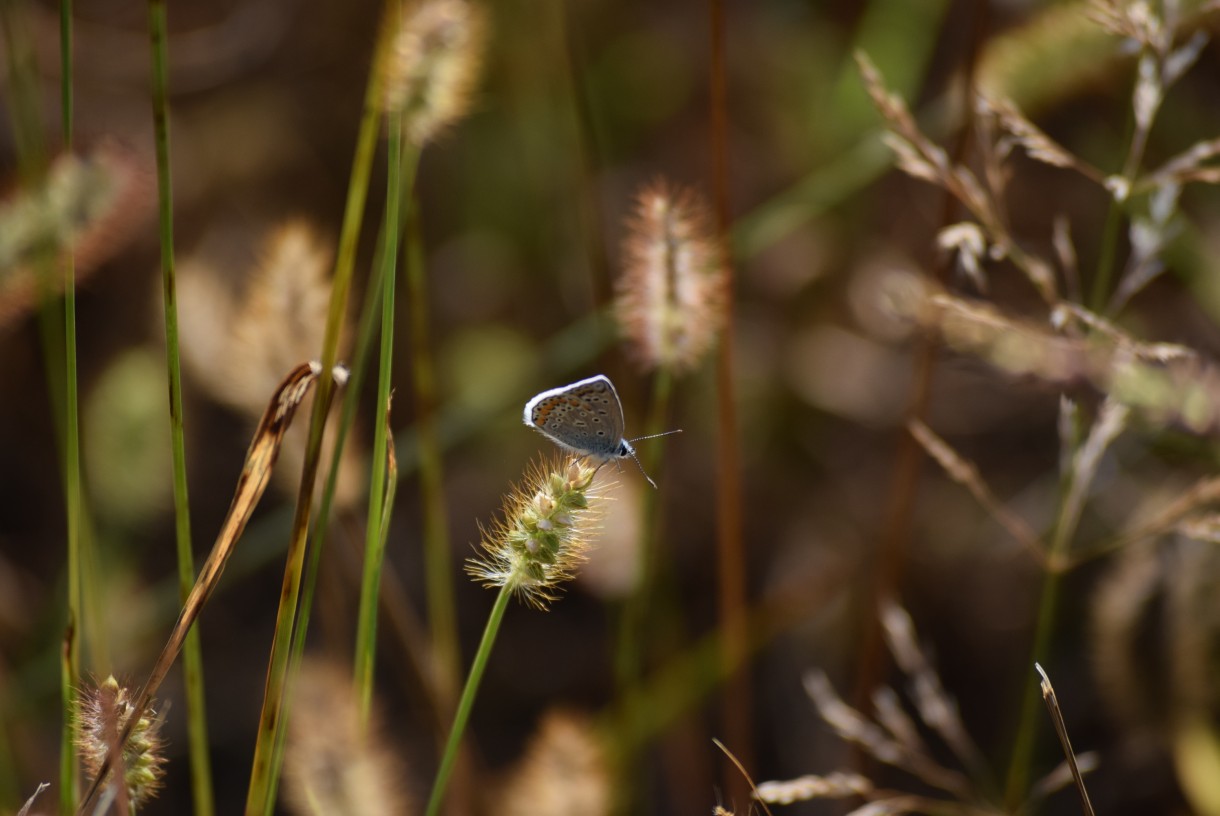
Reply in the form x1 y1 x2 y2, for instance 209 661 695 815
1 2 47 180
610 368 673 814
146 2 215 812
244 5 397 811
0 4 76 809
1004 409 1091 807
405 186 461 720
57 0 81 811
354 111 406 727
613 368 673 692
423 584 513 816
262 176 408 812
243 376 342 816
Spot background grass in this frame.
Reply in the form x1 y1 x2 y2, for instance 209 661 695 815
3 1 1220 814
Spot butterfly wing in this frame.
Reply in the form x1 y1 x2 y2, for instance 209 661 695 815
523 375 626 459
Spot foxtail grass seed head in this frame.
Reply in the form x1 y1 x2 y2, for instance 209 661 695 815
615 180 727 373
177 221 368 509
283 658 409 816
466 457 602 609
0 144 152 327
382 0 487 146
499 709 611 816
75 676 166 810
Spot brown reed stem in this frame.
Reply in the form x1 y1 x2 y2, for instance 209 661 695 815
706 0 750 800
854 0 986 721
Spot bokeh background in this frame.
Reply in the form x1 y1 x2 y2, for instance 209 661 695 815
3 0 1220 813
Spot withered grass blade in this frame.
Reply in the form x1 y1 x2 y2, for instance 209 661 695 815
17 783 50 816
77 360 325 815
713 737 774 816
1035 663 1096 816
379 392 398 541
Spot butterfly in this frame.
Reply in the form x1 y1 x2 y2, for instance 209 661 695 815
523 375 679 487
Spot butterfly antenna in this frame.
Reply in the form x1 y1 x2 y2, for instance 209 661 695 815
623 428 680 489
628 428 684 444
626 448 659 489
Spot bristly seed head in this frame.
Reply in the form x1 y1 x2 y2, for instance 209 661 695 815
615 179 727 374
381 0 488 146
75 676 166 810
466 457 602 609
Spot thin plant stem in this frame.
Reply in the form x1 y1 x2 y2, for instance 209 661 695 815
1004 524 1069 808
405 184 461 719
243 376 342 816
264 182 403 812
1089 197 1125 312
354 111 405 727
610 368 673 814
1004 408 1092 807
0 706 17 806
59 611 77 815
613 368 673 691
3 1 74 807
146 1 214 812
1088 82 1137 312
57 0 81 810
243 1 396 811
424 584 513 816
604 571 829 759
706 0 750 796
264 124 422 804
59 0 71 145
854 9 984 717
1 2 47 179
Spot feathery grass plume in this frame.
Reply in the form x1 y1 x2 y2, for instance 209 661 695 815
907 420 1043 561
282 658 410 816
381 0 487 146
614 180 727 374
178 222 366 509
856 52 1059 304
181 222 334 407
498 709 611 816
75 676 166 811
466 456 603 609
974 95 1104 183
885 281 1220 436
762 604 1089 815
753 772 872 806
879 604 987 777
1088 0 1210 196
0 143 152 327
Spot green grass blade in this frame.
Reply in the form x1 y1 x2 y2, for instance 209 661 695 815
146 1 214 812
404 184 461 718
423 585 513 816
243 4 398 811
353 111 406 726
